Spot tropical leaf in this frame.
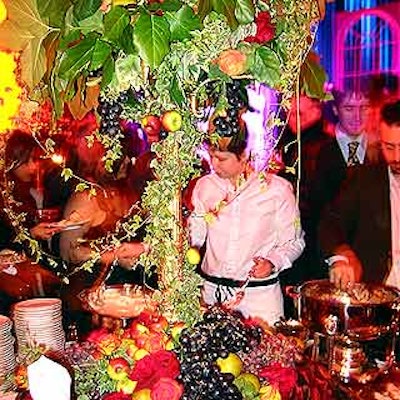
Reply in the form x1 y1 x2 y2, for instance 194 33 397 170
0 0 57 89
300 52 329 99
101 56 115 88
147 0 182 12
170 76 185 106
133 13 170 70
58 35 98 80
37 0 73 28
166 6 202 42
78 10 104 35
211 0 238 29
103 6 130 47
250 47 281 88
119 24 135 55
90 40 112 71
235 0 255 25
73 0 102 21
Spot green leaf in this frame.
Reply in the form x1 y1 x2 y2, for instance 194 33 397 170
119 24 135 54
38 0 73 28
101 56 115 88
73 0 102 21
78 9 104 35
208 64 230 81
211 0 238 30
197 0 212 22
147 0 182 12
58 35 98 80
0 0 54 89
103 6 130 47
235 0 255 25
250 47 281 88
300 52 329 99
166 6 203 42
170 76 185 106
133 13 170 70
90 40 112 71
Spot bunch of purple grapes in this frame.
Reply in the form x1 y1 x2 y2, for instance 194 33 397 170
239 332 302 376
64 341 97 366
175 307 263 400
212 80 248 138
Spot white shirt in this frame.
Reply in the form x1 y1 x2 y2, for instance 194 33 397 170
385 168 400 288
189 171 305 324
335 126 367 164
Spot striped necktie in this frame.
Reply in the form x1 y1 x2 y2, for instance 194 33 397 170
347 141 360 166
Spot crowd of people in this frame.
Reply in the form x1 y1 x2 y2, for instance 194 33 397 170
0 76 400 330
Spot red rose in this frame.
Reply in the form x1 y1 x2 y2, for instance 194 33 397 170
151 378 183 400
245 11 276 44
259 363 297 400
153 350 180 379
129 350 180 390
102 393 131 400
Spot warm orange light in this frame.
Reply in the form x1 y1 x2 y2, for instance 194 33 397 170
51 154 64 165
0 0 7 24
0 51 22 133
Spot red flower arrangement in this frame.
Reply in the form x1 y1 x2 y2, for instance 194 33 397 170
245 11 276 44
129 350 180 391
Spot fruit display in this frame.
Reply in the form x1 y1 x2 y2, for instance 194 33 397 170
12 308 309 400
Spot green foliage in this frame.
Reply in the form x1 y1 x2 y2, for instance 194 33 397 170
73 0 102 21
103 6 131 47
166 5 203 41
133 13 171 70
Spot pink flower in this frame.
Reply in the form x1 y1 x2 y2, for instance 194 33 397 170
245 11 276 44
151 378 183 400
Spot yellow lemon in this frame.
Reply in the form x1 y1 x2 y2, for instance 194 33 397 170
259 384 281 400
132 388 152 400
186 247 201 265
237 372 261 392
0 0 7 24
216 353 243 377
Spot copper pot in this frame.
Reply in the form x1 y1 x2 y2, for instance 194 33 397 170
286 280 400 339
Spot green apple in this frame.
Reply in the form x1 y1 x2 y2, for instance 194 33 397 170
161 110 182 132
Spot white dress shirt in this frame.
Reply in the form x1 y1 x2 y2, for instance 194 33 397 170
385 168 400 288
190 171 305 324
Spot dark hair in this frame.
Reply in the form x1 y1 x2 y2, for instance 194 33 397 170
5 129 38 173
381 100 400 126
331 87 370 107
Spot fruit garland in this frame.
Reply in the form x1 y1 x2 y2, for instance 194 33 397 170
0 0 328 325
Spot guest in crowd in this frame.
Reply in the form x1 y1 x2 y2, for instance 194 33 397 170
189 117 304 325
1 130 66 247
59 138 148 314
318 100 400 289
311 86 381 222
278 94 331 286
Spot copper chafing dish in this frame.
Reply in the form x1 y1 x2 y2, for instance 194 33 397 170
287 280 400 340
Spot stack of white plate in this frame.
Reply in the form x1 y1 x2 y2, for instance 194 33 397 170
13 298 65 355
0 315 16 391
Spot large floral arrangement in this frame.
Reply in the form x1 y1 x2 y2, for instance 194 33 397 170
0 0 328 325
11 308 332 400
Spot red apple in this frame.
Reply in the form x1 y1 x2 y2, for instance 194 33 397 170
141 115 161 139
107 357 131 381
160 110 182 132
149 315 169 332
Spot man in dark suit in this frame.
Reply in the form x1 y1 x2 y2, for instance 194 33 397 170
318 100 400 288
312 87 378 222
